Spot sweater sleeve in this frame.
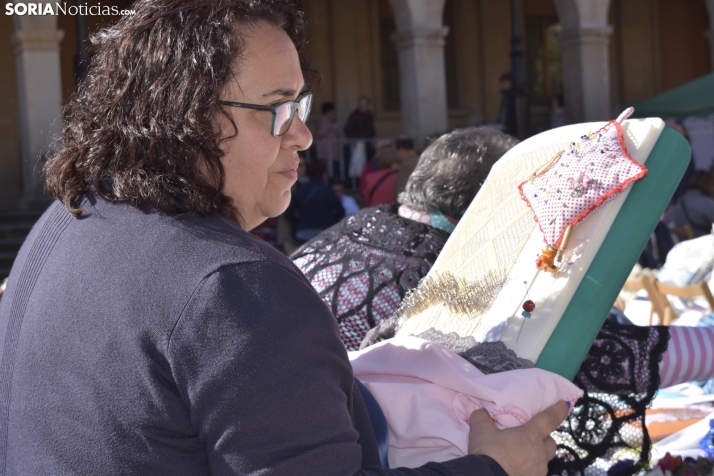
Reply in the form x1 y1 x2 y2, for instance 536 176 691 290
167 261 505 476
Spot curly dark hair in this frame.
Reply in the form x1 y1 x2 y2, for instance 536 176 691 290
398 127 519 219
44 0 317 224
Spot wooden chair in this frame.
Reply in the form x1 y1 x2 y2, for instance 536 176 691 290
670 224 695 241
653 280 714 325
622 275 671 326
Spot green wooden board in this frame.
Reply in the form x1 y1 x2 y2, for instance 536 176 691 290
535 127 691 380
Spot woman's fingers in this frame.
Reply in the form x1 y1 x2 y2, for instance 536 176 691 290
524 401 570 438
544 435 557 459
467 402 570 476
469 408 497 429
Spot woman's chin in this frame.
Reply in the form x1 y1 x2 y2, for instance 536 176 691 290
262 194 292 221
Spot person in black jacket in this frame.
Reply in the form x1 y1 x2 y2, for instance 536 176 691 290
286 160 345 243
668 170 714 238
345 96 377 140
345 95 377 166
497 73 517 137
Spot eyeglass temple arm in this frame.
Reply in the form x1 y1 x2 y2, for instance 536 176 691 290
219 100 274 111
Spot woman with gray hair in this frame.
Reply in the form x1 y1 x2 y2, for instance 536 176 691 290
398 128 517 222
292 127 518 350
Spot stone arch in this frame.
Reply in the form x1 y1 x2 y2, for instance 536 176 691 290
552 0 611 29
387 0 446 32
551 0 579 30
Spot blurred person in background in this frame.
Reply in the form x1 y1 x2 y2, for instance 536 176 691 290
286 160 345 243
332 179 360 216
359 138 393 199
497 73 517 136
393 136 418 200
666 119 695 205
277 156 308 254
362 147 398 207
549 96 566 129
315 101 340 162
344 95 376 141
667 170 714 238
344 96 377 183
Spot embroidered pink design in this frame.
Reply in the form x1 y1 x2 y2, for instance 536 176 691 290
518 108 647 252
567 171 592 197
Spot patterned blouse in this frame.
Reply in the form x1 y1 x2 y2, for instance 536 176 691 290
291 204 449 351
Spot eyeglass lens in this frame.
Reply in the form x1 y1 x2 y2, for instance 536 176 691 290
274 94 313 136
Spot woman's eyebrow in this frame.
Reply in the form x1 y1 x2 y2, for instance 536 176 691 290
262 88 297 98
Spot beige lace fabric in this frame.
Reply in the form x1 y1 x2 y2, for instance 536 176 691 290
397 141 568 338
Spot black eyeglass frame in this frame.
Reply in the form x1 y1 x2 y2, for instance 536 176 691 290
219 91 313 137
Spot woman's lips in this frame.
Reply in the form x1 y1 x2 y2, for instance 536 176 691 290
279 169 298 181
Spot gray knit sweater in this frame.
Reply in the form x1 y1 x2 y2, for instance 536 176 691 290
0 196 504 476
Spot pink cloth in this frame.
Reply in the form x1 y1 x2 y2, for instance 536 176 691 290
349 337 582 469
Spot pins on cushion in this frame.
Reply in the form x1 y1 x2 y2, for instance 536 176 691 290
521 281 535 318
519 109 647 273
517 281 536 342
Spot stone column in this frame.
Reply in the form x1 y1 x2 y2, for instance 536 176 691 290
553 0 613 124
11 14 64 207
388 0 448 147
558 26 613 123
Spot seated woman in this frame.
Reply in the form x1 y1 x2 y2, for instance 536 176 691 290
0 1 566 475
293 127 518 350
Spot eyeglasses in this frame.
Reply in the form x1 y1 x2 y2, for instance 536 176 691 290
220 91 313 137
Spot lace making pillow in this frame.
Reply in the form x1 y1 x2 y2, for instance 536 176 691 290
396 110 691 379
519 108 647 251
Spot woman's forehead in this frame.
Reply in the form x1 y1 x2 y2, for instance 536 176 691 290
229 22 304 100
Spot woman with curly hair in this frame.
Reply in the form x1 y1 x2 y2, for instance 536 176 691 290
0 1 566 474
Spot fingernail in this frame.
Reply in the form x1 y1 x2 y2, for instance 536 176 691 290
566 401 571 409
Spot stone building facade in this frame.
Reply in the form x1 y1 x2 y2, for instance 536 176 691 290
0 0 712 208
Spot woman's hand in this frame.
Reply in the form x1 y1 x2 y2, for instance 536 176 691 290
468 401 569 476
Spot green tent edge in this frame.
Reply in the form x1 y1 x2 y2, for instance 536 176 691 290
630 72 714 120
535 127 691 380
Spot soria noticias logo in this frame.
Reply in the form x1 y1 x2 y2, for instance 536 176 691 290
5 3 136 16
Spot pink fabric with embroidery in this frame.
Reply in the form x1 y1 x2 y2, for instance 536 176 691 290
349 337 583 468
519 108 647 248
